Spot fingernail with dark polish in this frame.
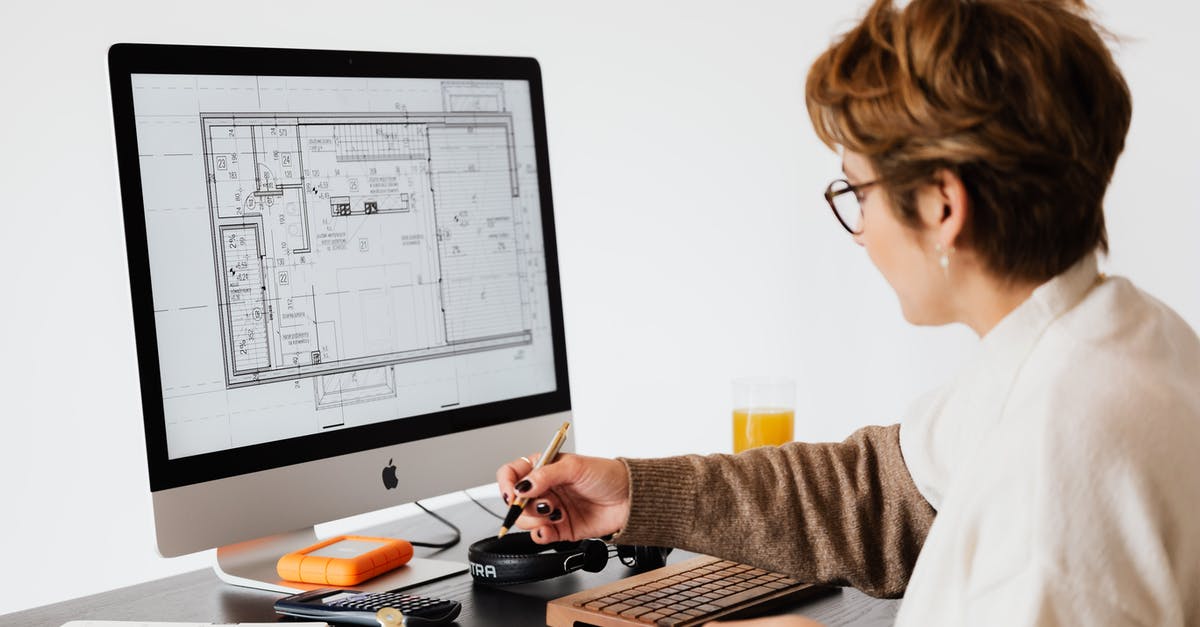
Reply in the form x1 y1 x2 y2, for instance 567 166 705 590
549 509 562 522
515 479 532 493
535 502 550 515
503 493 510 505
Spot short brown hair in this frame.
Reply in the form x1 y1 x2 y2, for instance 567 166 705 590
806 0 1132 283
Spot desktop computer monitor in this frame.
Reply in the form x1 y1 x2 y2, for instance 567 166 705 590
107 43 572 592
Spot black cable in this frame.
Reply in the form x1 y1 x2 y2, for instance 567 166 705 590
463 489 505 520
406 501 461 549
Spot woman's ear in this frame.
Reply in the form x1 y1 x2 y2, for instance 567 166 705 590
919 169 968 247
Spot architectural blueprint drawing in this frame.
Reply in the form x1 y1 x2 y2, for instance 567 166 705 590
131 74 556 457
203 111 530 409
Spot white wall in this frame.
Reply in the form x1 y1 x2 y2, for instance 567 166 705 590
1 0 1197 616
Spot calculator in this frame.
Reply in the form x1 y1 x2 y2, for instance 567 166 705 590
274 587 462 625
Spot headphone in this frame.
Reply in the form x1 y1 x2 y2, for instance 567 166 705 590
467 532 672 586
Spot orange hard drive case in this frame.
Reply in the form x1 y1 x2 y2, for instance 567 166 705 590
276 535 414 586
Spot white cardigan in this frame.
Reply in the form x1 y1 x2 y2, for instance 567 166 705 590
896 254 1200 626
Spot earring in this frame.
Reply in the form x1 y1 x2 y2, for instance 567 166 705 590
934 243 955 278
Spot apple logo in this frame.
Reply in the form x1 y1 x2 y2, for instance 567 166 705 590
381 458 398 490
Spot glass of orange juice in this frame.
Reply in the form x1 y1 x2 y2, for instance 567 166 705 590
732 377 795 453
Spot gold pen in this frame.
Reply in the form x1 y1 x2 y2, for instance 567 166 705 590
498 421 571 538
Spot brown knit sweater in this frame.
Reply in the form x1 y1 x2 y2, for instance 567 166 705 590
612 424 935 598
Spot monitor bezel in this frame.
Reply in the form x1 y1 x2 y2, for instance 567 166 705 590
108 43 571 492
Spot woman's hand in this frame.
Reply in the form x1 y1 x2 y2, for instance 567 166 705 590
495 453 631 543
710 616 826 627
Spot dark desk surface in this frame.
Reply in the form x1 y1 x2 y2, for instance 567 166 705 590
3 497 899 627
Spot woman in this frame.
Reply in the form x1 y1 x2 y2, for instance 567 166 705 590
497 0 1200 624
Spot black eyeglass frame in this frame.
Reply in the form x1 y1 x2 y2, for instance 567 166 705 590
824 178 879 235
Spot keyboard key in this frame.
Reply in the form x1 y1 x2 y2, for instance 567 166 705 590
602 603 632 615
619 606 653 619
709 586 777 609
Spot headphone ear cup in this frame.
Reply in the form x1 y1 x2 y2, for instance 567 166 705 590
580 538 610 573
633 545 671 570
615 545 672 571
616 544 636 567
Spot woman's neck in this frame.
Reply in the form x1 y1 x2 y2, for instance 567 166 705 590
955 270 1039 337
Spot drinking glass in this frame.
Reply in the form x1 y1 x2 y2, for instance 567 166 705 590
732 377 795 453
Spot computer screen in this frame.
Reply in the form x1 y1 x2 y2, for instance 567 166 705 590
109 45 571 571
134 72 556 461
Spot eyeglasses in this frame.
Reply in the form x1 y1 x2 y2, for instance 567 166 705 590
824 178 878 235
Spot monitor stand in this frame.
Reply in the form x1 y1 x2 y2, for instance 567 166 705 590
214 527 468 594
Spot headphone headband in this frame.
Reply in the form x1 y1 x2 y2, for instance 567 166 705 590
468 533 609 586
468 533 671 586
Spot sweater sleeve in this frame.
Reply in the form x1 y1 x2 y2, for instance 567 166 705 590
611 424 935 598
